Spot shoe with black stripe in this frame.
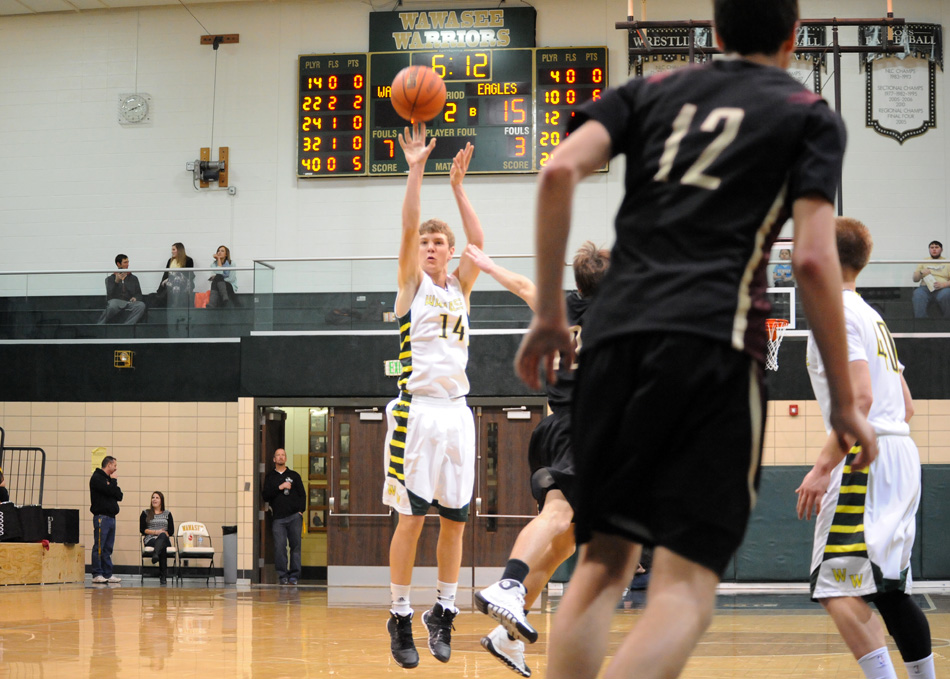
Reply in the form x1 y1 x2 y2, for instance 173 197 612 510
475 579 538 643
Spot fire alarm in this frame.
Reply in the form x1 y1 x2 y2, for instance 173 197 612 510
789 404 799 416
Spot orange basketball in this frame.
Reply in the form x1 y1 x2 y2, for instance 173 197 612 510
390 65 446 122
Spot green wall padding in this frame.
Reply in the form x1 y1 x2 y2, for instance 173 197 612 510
920 465 950 579
733 467 815 581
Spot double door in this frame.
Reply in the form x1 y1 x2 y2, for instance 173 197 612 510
325 404 543 579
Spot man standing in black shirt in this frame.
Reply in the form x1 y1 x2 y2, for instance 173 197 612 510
261 448 305 585
515 2 879 678
89 456 123 583
98 254 146 325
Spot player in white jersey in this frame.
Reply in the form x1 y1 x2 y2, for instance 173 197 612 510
384 123 484 670
798 217 935 679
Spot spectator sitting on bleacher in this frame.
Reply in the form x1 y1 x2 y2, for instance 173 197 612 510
98 254 146 325
772 248 795 287
156 242 195 308
208 245 239 308
912 240 950 318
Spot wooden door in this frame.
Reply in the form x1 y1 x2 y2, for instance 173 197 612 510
325 406 476 572
326 407 396 567
471 406 543 570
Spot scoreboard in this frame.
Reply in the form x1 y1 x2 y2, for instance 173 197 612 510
297 46 608 177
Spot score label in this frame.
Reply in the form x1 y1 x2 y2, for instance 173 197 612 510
298 54 368 177
535 48 607 170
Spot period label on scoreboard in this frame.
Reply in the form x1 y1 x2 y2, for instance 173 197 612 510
297 46 607 177
298 54 368 177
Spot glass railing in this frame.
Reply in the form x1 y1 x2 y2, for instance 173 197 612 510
249 256 537 333
0 266 255 340
766 259 950 335
0 258 946 340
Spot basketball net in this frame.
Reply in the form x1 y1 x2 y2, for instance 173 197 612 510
765 318 789 371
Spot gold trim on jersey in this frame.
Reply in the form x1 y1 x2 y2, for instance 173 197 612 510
732 181 788 353
822 450 869 560
398 309 412 391
386 392 412 481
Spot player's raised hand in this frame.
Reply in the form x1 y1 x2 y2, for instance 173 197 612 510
450 142 474 187
398 122 435 167
464 244 494 274
515 316 573 390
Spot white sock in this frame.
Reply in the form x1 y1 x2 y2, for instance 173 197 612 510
436 580 458 612
857 647 898 679
905 653 936 679
390 583 411 616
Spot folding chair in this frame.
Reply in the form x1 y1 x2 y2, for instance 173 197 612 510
140 535 178 581
176 522 215 584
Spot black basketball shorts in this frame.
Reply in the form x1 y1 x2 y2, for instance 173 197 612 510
571 333 766 576
527 408 576 510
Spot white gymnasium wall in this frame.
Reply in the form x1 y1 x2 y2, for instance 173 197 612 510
1 0 948 292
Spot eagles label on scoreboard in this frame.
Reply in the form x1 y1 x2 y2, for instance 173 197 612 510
297 24 607 175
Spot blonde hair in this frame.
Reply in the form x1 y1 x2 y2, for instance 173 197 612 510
419 219 455 249
172 242 188 267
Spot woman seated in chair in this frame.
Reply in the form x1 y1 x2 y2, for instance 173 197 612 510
141 491 175 585
208 245 239 307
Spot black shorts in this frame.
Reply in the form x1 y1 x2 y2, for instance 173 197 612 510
571 333 766 576
527 408 576 510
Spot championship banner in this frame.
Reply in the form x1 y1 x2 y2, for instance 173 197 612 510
860 23 942 144
788 26 827 93
369 7 537 52
630 27 714 77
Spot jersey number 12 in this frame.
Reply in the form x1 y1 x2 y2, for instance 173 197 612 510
654 104 745 190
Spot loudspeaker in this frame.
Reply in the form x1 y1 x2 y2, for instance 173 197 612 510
0 502 23 542
18 505 46 542
44 508 80 544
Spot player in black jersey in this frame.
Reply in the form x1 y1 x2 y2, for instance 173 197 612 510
466 242 609 677
514 2 879 679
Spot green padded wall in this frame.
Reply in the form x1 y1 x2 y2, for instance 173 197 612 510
920 465 950 579
733 467 815 581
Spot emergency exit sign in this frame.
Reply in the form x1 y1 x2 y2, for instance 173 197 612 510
384 360 402 377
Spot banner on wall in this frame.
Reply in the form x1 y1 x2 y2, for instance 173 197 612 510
787 26 827 94
629 27 714 76
630 25 825 91
860 23 942 144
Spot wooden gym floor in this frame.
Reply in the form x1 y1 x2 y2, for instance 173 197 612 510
0 580 948 678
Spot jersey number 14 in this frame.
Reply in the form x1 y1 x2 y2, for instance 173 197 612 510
438 313 466 342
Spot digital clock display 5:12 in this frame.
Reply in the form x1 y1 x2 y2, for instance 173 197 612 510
297 47 607 177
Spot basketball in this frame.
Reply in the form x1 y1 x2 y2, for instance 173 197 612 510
390 65 446 122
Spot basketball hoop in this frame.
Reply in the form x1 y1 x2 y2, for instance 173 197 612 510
765 318 789 371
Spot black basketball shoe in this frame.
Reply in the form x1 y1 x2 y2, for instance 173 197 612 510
422 603 457 663
387 611 419 668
